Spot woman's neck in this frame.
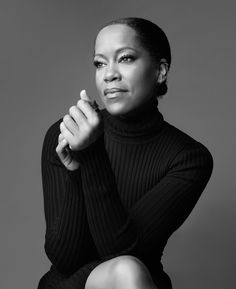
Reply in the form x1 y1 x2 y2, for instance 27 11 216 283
101 97 165 142
117 97 159 121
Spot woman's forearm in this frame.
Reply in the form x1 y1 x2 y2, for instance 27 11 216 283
41 120 98 275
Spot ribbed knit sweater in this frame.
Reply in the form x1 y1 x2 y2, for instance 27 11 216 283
38 101 213 289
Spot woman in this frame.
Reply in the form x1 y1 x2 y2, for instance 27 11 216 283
38 17 213 289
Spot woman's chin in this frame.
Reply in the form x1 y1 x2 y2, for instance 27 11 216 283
104 102 130 116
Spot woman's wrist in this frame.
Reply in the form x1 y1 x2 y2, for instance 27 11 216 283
71 133 105 165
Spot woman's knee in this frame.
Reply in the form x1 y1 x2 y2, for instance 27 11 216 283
110 255 153 283
84 257 118 289
85 255 153 289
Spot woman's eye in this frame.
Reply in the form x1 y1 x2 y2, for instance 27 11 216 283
93 60 104 68
119 55 135 63
93 55 135 68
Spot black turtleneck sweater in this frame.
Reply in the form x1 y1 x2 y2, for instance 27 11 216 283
38 102 213 289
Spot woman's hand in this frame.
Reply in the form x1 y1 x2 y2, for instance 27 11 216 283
56 89 103 170
56 134 80 171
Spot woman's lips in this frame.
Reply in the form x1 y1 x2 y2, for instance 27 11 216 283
106 91 125 99
104 88 127 96
104 89 127 101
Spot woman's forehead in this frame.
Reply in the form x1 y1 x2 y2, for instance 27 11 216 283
95 24 139 53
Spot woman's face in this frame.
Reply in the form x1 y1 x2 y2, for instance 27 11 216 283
94 24 159 116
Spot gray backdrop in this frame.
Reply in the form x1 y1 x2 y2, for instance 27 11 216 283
1 0 235 288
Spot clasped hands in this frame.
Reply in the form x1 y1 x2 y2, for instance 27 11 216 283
56 90 103 171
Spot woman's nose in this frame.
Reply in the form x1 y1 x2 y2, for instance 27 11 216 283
103 64 121 82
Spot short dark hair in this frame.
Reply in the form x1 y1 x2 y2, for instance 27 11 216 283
96 17 171 97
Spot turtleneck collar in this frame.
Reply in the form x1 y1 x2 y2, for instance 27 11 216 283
101 97 165 143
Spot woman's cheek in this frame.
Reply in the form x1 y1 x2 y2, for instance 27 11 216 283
95 75 103 94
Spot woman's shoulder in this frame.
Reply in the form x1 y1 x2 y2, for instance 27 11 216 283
42 118 63 153
41 118 64 165
161 121 213 165
44 118 63 140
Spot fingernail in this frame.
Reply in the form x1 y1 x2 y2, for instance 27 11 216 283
80 90 85 98
80 89 87 99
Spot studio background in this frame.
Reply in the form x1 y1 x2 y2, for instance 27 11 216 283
1 0 235 288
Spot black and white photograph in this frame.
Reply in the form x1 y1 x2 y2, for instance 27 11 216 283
1 1 235 288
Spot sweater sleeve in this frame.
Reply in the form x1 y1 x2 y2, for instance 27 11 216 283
41 120 99 275
72 134 213 261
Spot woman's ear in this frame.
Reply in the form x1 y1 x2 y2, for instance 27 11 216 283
157 59 169 84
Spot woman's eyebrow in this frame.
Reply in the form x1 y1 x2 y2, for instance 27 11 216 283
94 47 137 58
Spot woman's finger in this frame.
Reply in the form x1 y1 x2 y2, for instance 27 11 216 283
58 133 65 143
60 121 74 142
68 105 88 127
63 114 80 135
56 138 69 159
76 90 100 125
80 89 100 112
80 89 91 102
75 100 95 123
